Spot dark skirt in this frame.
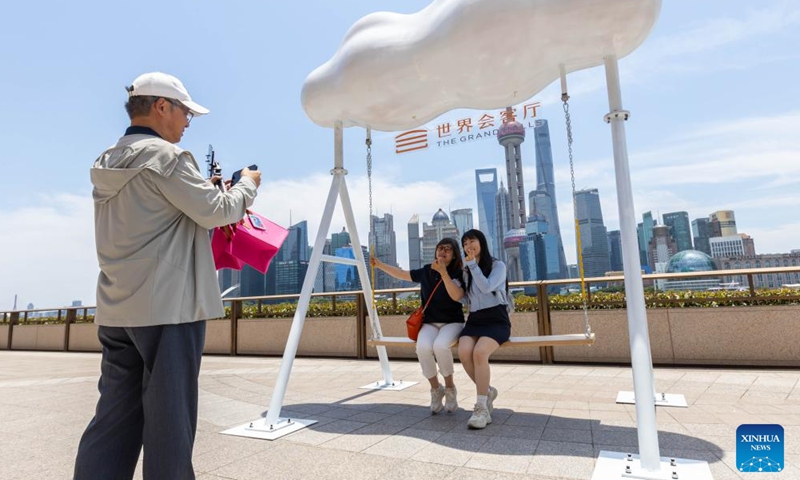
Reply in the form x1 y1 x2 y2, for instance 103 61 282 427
459 305 511 345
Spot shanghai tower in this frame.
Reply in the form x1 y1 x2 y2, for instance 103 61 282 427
530 119 567 278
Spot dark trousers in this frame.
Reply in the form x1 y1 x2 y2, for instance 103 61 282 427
74 321 206 480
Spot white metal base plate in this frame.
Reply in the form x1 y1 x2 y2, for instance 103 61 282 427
616 391 688 408
592 451 713 480
220 417 317 441
359 379 418 391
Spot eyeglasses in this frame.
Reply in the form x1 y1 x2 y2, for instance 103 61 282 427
436 245 454 252
164 98 194 124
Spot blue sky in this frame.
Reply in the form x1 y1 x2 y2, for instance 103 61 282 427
2 0 799 309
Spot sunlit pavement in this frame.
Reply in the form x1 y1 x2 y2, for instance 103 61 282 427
1 351 798 479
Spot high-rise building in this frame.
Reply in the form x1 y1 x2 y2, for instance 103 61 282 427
710 210 737 237
575 188 611 279
334 245 369 291
532 119 567 277
520 214 562 285
648 225 678 288
636 222 647 267
240 265 267 297
607 230 623 272
240 220 310 297
331 227 350 252
662 211 692 252
450 208 473 239
691 217 712 255
497 107 527 229
281 220 310 262
275 260 308 295
494 182 511 263
407 214 422 270
421 209 460 265
474 168 499 256
370 213 398 290
503 228 527 282
710 234 755 258
642 211 655 266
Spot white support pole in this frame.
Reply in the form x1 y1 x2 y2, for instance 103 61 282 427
593 56 711 480
603 55 660 471
262 178 343 428
338 176 395 386
222 124 347 440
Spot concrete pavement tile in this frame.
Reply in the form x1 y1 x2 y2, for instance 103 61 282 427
319 422 407 453
411 432 490 466
528 440 594 479
211 443 400 480
504 412 549 428
192 434 274 473
541 427 592 444
283 419 369 446
362 427 445 459
464 436 537 474
373 460 456 480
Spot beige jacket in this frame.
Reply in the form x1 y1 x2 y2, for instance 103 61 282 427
91 134 257 327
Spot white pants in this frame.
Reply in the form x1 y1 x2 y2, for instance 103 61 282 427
416 322 464 379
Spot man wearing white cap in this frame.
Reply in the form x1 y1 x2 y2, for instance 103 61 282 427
74 72 261 480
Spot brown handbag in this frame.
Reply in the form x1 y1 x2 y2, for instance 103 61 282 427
406 278 443 341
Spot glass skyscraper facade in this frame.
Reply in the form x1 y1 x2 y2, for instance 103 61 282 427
370 213 397 289
450 208 473 239
607 230 623 272
575 188 611 279
662 211 693 253
532 120 567 278
474 168 499 257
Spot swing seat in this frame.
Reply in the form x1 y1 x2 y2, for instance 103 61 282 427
367 333 595 348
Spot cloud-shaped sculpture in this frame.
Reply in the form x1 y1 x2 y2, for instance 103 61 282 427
302 0 661 132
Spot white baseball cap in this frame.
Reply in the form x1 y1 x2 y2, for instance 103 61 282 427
127 72 209 116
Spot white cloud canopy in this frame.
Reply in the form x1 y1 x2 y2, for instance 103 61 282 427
302 0 661 131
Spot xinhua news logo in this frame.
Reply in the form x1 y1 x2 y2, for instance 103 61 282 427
737 424 784 473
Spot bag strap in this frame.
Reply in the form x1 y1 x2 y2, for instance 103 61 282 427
422 278 444 312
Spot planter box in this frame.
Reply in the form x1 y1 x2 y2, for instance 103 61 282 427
668 305 800 366
11 324 66 351
237 316 358 357
551 309 673 364
204 320 232 355
0 325 8 350
68 323 102 352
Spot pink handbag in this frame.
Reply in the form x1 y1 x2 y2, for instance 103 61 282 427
211 211 289 274
211 227 245 270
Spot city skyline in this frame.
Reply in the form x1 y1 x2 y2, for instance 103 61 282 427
3 1 800 308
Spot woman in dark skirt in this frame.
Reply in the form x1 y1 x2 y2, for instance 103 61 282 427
458 229 511 430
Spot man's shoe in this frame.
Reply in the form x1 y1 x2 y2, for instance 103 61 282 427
467 403 492 429
430 385 445 414
444 386 458 412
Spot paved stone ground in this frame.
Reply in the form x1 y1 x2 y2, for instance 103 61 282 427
1 350 799 479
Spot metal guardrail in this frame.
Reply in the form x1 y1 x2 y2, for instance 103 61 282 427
3 266 800 361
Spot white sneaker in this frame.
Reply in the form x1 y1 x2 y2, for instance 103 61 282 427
444 386 458 412
487 386 498 414
430 385 445 414
467 403 492 429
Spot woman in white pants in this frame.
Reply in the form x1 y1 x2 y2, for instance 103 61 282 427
371 237 465 413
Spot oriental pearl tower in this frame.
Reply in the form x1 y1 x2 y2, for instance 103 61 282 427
497 107 526 229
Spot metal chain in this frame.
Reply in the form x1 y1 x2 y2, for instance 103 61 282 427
563 96 592 337
366 129 376 311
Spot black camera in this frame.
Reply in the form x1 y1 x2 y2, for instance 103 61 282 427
231 164 258 187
